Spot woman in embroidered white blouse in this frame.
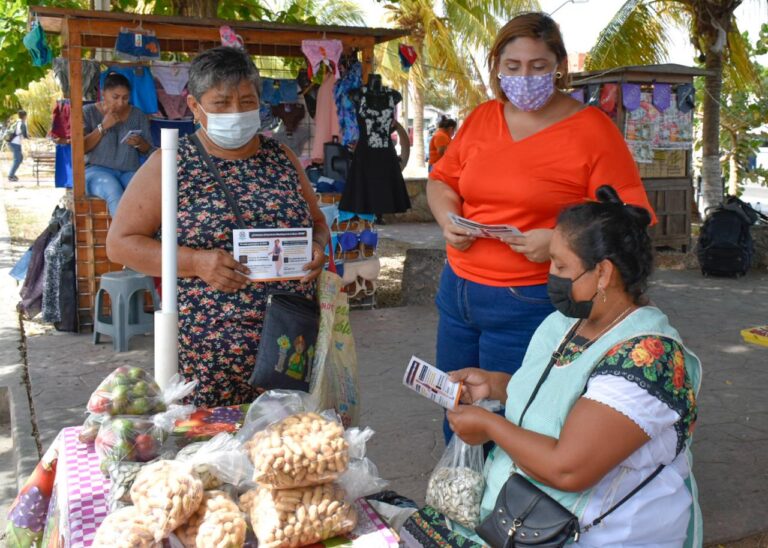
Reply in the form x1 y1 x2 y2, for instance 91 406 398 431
448 185 702 547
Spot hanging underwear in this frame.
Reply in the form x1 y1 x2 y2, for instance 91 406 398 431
652 83 672 112
272 103 305 133
219 25 245 50
570 88 585 103
398 44 418 71
100 66 159 115
599 83 618 113
115 31 161 60
301 39 343 79
676 83 695 113
23 21 53 67
586 84 601 106
622 83 642 111
260 104 278 131
155 85 190 119
152 63 190 95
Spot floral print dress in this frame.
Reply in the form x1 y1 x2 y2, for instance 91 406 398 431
174 135 315 408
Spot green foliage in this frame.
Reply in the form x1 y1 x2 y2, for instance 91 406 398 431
15 71 62 137
719 24 768 188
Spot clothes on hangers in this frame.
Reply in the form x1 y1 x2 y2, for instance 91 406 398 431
55 144 73 189
653 83 672 112
398 44 417 71
340 85 410 215
271 103 305 133
115 29 160 60
155 86 191 119
50 100 71 140
273 125 310 155
100 66 159 115
333 60 362 146
23 20 53 67
302 39 343 79
53 58 101 100
149 118 196 148
152 62 190 95
261 78 299 105
310 72 341 161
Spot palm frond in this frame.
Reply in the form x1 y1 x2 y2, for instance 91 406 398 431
585 0 670 69
723 20 760 92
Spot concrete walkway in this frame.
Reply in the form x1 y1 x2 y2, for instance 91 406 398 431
2 213 768 543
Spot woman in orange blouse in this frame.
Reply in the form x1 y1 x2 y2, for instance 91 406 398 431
427 12 654 440
428 116 457 172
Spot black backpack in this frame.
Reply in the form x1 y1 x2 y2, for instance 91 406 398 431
696 197 759 277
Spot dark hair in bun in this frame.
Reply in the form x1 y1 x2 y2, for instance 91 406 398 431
556 185 653 304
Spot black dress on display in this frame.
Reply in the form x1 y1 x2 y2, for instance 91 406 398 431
340 80 410 215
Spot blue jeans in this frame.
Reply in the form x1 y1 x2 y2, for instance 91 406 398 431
8 143 23 178
435 263 554 440
85 165 136 216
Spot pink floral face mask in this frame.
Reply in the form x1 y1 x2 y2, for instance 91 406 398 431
498 71 556 112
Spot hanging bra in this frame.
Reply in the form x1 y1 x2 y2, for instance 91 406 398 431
301 39 343 79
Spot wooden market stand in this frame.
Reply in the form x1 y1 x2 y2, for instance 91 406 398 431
570 64 710 252
30 6 407 331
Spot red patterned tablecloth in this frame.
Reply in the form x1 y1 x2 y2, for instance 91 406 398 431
20 426 398 547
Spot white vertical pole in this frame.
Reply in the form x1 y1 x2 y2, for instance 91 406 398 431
155 128 179 389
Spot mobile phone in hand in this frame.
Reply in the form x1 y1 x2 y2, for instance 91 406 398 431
120 129 142 144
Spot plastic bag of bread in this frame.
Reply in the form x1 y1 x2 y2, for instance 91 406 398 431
174 490 247 548
129 460 204 541
91 505 162 548
246 411 349 489
248 483 357 548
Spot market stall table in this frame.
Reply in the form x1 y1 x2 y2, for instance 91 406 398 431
8 425 400 548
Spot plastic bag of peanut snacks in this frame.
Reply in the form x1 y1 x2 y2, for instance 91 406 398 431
174 490 247 548
246 410 350 489
176 432 254 489
91 505 162 548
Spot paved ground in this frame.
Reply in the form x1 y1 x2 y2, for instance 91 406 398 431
1 169 768 543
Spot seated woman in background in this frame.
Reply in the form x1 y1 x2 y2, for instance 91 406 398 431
84 72 153 216
427 116 456 172
445 185 702 547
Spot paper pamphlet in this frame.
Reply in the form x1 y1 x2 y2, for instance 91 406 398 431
403 356 463 410
233 228 312 282
448 212 523 239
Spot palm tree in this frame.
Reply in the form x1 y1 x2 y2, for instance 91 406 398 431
585 0 764 215
384 0 539 171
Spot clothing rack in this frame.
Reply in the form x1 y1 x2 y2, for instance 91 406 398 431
31 4 407 331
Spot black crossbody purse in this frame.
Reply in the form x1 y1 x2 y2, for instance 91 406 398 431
476 324 664 548
190 134 320 392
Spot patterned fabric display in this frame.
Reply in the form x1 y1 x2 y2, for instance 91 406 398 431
333 61 362 146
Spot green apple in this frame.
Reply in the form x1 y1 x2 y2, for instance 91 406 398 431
110 418 134 439
131 380 149 397
112 372 130 386
110 395 128 415
111 439 133 461
127 367 145 381
127 397 151 416
111 384 129 399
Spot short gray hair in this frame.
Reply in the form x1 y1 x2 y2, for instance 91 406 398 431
188 46 261 100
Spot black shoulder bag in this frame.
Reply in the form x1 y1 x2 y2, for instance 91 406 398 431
189 134 319 393
476 324 664 548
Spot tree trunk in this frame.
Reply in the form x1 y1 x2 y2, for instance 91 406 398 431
170 0 218 18
411 42 426 171
727 146 740 195
699 27 726 215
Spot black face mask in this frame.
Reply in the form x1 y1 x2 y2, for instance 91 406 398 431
547 270 596 319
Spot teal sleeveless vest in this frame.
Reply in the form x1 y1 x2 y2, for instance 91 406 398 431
479 306 703 547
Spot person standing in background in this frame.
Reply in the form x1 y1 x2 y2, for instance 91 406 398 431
7 110 28 182
428 116 457 172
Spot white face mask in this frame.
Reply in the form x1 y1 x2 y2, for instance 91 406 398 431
199 107 261 149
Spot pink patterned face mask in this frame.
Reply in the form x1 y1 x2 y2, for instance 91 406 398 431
498 71 556 111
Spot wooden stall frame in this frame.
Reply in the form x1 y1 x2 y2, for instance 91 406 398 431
570 64 711 252
31 6 407 331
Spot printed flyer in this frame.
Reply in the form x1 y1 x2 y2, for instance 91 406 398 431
233 228 312 281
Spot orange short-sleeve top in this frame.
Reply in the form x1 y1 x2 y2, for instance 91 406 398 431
429 128 452 165
430 101 655 287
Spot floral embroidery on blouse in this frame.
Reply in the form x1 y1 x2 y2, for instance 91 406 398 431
591 336 698 454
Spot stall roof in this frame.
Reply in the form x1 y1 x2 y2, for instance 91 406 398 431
570 63 712 86
30 5 409 57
